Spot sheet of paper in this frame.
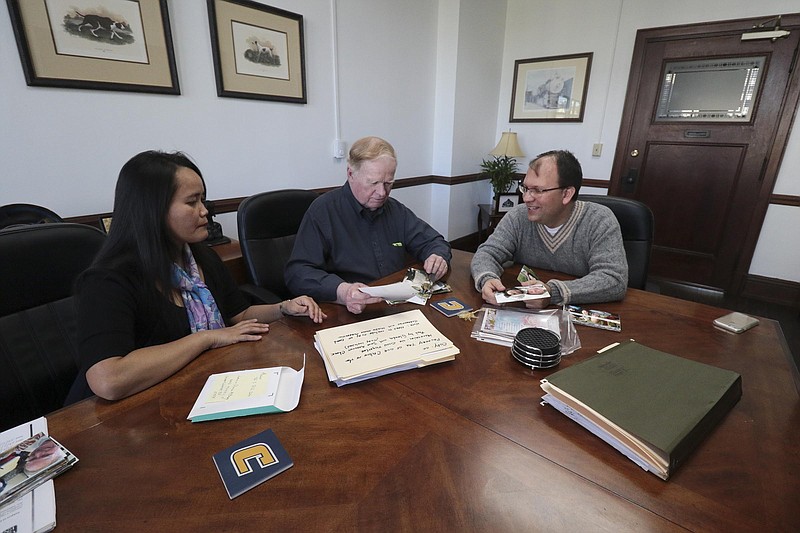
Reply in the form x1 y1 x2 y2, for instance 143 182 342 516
359 280 418 301
204 370 279 404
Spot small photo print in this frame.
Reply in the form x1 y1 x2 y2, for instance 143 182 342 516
568 305 621 332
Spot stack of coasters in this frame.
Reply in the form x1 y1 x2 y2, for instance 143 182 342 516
511 327 561 369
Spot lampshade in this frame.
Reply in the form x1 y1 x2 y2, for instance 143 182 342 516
490 132 525 158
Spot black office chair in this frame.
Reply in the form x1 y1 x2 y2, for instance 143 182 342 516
0 203 63 230
579 195 654 290
237 189 319 304
0 223 105 431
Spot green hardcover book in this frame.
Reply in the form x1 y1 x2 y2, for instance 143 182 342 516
540 340 742 480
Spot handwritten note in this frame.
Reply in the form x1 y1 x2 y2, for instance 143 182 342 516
205 370 278 404
315 310 458 380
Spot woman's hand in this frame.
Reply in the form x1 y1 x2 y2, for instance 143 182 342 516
204 318 270 349
281 296 327 323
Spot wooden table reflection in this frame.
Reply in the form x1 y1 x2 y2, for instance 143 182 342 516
47 250 800 531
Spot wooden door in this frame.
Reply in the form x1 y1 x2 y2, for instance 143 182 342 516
610 15 800 293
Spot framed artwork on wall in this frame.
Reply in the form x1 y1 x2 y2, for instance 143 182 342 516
509 52 593 122
207 0 307 103
6 0 180 94
496 192 522 213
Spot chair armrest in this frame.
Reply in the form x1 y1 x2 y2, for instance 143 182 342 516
239 284 283 305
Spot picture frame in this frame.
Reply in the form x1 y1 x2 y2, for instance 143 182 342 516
6 0 179 94
496 192 522 213
509 52 593 122
99 216 113 234
207 0 306 103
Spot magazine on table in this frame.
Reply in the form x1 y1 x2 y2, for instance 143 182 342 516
0 430 77 508
0 416 75 533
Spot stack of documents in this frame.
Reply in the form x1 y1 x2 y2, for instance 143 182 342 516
314 309 459 386
540 340 742 480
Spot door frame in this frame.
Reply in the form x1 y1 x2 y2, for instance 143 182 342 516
610 14 800 295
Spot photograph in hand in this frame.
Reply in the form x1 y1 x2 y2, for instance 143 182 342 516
495 284 550 304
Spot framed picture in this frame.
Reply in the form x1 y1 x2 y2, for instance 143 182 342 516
509 52 593 122
99 216 113 233
6 0 179 94
496 193 521 213
207 0 306 103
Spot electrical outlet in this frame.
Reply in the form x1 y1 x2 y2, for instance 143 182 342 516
592 143 603 157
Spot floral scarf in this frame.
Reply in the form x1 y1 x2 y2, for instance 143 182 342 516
172 245 225 332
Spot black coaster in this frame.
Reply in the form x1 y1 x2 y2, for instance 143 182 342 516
512 351 562 369
512 327 561 369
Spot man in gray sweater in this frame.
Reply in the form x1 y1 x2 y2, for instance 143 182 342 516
470 150 628 307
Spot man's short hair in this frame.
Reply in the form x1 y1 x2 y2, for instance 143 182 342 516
348 136 396 172
530 150 582 197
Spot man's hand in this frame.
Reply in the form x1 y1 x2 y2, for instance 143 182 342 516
423 254 448 281
336 282 383 314
480 278 505 305
521 280 551 309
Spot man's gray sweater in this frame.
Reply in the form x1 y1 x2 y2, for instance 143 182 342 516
470 201 628 305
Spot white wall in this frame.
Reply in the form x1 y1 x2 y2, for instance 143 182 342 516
0 0 450 231
1 0 798 283
501 0 800 283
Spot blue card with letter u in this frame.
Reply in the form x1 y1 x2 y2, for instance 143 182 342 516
212 429 293 499
431 297 473 317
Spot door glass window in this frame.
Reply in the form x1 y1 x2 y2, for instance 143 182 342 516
655 56 765 122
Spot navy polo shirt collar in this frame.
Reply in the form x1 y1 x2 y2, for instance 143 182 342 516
342 180 386 220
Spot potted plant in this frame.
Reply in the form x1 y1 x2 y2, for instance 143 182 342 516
480 154 521 205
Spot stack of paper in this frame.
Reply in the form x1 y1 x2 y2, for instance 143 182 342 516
314 309 459 386
540 340 742 480
471 307 561 347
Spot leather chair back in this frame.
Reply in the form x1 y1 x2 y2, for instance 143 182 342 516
237 189 318 302
0 223 105 316
0 223 105 430
579 195 654 290
0 203 63 230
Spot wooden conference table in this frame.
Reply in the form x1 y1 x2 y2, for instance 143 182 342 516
47 251 799 531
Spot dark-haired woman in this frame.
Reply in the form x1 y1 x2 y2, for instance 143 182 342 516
66 150 325 402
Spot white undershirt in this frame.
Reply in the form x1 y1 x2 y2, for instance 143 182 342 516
544 224 562 236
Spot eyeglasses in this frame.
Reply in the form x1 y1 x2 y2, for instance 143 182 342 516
518 184 567 196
